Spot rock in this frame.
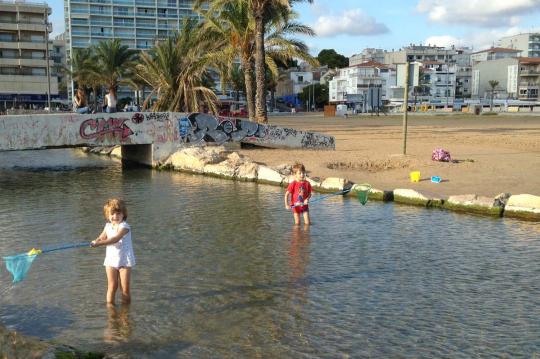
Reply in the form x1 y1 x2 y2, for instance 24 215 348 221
110 146 122 158
444 194 506 217
275 163 292 175
393 188 443 207
204 161 237 179
504 194 540 220
0 324 53 358
166 146 226 173
237 162 258 181
320 177 349 192
257 165 284 186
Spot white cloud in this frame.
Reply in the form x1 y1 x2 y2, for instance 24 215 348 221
313 9 389 37
417 0 540 27
424 26 540 50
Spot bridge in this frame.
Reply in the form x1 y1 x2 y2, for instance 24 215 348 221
0 112 335 166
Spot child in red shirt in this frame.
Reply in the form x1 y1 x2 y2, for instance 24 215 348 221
284 163 312 225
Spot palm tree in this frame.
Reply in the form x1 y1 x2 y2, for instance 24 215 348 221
251 0 313 123
197 0 316 122
136 18 219 112
198 0 257 119
93 39 138 94
68 47 100 109
488 80 499 112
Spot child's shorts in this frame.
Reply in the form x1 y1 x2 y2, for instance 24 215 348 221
292 205 309 214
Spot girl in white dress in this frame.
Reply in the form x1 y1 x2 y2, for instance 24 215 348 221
92 198 136 305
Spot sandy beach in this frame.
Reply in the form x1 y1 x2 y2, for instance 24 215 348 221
238 112 540 198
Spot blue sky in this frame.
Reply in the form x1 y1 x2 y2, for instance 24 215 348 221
50 0 540 56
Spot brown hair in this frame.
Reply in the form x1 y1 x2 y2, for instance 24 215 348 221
103 198 128 220
292 162 306 174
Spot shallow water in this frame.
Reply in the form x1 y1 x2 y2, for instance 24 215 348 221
1 149 539 358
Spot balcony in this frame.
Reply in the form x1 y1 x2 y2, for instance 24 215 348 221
520 70 540 76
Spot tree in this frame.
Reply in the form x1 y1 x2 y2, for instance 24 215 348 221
136 18 219 112
488 80 499 112
298 83 328 110
93 39 138 94
317 49 348 69
197 0 316 122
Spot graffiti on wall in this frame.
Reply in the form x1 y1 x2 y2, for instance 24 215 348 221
177 113 267 145
79 116 134 141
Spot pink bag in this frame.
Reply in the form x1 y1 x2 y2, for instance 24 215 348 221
432 148 452 162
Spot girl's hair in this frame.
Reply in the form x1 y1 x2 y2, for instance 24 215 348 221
292 162 306 173
103 198 128 220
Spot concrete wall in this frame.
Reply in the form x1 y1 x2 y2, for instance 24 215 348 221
0 112 335 165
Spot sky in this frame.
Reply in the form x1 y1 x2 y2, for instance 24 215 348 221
49 0 540 57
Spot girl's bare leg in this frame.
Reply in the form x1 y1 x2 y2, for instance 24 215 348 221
118 267 132 304
106 266 119 305
293 212 301 225
303 211 311 225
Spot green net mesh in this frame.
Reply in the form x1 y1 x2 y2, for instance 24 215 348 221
3 253 38 283
355 184 372 205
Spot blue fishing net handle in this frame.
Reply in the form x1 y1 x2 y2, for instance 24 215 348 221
41 242 90 254
292 188 352 207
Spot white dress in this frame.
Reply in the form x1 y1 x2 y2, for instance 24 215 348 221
103 221 136 268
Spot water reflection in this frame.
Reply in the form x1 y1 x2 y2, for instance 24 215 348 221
2 149 540 357
104 304 133 344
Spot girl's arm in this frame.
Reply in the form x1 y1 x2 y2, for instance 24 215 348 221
91 228 129 247
90 229 107 247
284 191 291 209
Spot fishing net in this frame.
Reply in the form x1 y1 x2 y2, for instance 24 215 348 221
3 252 39 283
355 184 372 205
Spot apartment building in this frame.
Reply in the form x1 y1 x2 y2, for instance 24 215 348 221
349 48 385 66
0 0 58 110
383 44 457 66
328 61 396 111
418 61 457 105
64 0 199 54
499 33 540 58
64 0 200 100
470 47 519 64
471 57 540 101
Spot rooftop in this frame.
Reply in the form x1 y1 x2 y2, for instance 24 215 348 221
471 47 521 55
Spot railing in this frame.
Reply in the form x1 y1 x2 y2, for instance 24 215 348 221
113 21 134 26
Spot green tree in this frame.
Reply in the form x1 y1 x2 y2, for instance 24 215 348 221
488 80 499 112
298 83 328 110
136 19 218 112
317 49 348 68
197 0 316 121
93 39 138 94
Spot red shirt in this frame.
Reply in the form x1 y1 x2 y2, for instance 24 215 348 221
287 180 312 206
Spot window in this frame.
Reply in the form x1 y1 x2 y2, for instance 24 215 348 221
298 75 303 82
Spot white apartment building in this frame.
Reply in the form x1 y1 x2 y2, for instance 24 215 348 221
420 61 457 105
0 0 58 110
328 61 396 111
64 0 201 100
471 57 540 101
470 47 520 64
349 48 385 66
384 44 457 65
499 33 540 58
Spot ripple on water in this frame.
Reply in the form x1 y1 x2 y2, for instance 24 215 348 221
1 149 540 357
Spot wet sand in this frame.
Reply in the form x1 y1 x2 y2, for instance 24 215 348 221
238 113 540 198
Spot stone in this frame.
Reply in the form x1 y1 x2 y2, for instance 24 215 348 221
237 162 258 181
257 165 284 186
204 160 236 179
166 146 225 173
320 177 348 192
444 194 505 217
110 146 122 158
504 194 540 220
393 188 443 207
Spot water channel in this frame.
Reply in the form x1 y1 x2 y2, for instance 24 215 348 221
0 149 539 358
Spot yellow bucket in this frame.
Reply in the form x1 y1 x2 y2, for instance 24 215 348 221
410 171 420 182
